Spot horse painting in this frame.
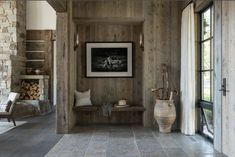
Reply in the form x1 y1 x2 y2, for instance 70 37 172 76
103 56 122 70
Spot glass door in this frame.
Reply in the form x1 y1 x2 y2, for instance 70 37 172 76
199 5 214 140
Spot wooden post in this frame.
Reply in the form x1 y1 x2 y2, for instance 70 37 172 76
56 12 69 133
56 0 76 133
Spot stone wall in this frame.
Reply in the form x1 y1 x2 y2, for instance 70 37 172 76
0 0 26 99
16 0 26 57
0 55 25 99
0 0 26 56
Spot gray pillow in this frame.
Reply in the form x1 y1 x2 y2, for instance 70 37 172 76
5 100 12 112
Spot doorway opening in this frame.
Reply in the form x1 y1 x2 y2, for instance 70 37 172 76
198 5 214 140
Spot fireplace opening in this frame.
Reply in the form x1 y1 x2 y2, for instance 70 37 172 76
20 79 40 100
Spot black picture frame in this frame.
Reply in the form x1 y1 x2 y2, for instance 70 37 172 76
85 42 133 78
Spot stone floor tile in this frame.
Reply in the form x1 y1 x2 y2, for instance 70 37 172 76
164 148 190 157
140 150 168 157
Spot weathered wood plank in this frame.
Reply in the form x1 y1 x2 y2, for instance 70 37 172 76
56 0 77 133
221 1 235 156
76 112 143 125
56 12 69 133
73 0 143 18
213 0 222 153
73 106 145 112
67 0 77 132
76 24 143 107
143 0 183 127
57 0 184 130
47 0 67 12
195 0 212 12
74 17 144 25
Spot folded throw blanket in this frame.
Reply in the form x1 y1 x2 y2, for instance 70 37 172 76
101 103 113 117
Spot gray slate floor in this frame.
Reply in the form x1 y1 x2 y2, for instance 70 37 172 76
46 125 226 157
0 113 63 157
0 113 226 157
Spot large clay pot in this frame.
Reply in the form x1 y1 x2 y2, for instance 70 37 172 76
154 99 176 133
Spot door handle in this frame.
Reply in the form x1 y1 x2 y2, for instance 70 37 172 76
219 78 229 96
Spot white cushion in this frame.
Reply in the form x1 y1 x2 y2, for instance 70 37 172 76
0 93 20 112
74 89 93 106
0 97 8 112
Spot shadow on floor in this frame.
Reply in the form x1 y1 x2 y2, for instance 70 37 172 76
0 112 63 157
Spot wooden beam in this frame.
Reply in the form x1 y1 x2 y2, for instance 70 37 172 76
56 12 69 133
47 0 67 12
195 0 212 12
74 17 145 25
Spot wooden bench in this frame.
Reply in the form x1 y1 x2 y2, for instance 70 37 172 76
73 105 145 125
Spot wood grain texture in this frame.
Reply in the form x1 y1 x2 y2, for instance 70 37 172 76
26 30 53 104
73 106 145 112
213 0 222 152
73 0 183 128
76 112 144 125
76 24 143 107
26 30 53 75
74 17 144 25
56 12 69 133
74 0 144 125
56 0 77 133
221 1 235 156
195 0 212 12
143 0 183 127
47 0 67 12
73 0 143 18
67 0 77 132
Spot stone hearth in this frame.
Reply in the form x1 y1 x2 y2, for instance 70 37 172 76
19 75 51 115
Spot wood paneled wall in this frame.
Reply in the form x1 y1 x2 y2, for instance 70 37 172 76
213 1 235 155
73 0 143 18
213 0 222 152
220 1 235 156
76 24 143 106
143 0 183 127
56 12 69 133
73 0 184 128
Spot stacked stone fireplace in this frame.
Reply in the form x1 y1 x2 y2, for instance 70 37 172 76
0 1 52 116
19 75 51 115
20 75 49 100
0 0 26 99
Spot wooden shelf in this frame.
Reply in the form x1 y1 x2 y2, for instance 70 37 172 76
26 40 45 43
26 51 45 53
26 59 45 62
73 106 145 112
74 17 145 25
20 75 49 80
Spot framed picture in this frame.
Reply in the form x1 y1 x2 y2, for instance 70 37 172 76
86 42 133 77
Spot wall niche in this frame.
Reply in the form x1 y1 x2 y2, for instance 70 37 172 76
76 23 143 106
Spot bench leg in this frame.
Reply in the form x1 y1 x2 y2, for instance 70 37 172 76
12 117 16 126
7 118 10 122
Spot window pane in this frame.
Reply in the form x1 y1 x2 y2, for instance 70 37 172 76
211 39 213 69
202 40 211 70
202 8 211 40
211 7 214 38
202 72 211 101
202 108 213 138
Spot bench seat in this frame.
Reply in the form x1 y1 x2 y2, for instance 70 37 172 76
73 105 146 125
73 106 145 112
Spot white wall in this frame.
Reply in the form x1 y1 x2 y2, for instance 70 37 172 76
26 1 56 30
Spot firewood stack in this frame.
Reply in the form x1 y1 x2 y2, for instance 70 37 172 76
20 81 40 100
